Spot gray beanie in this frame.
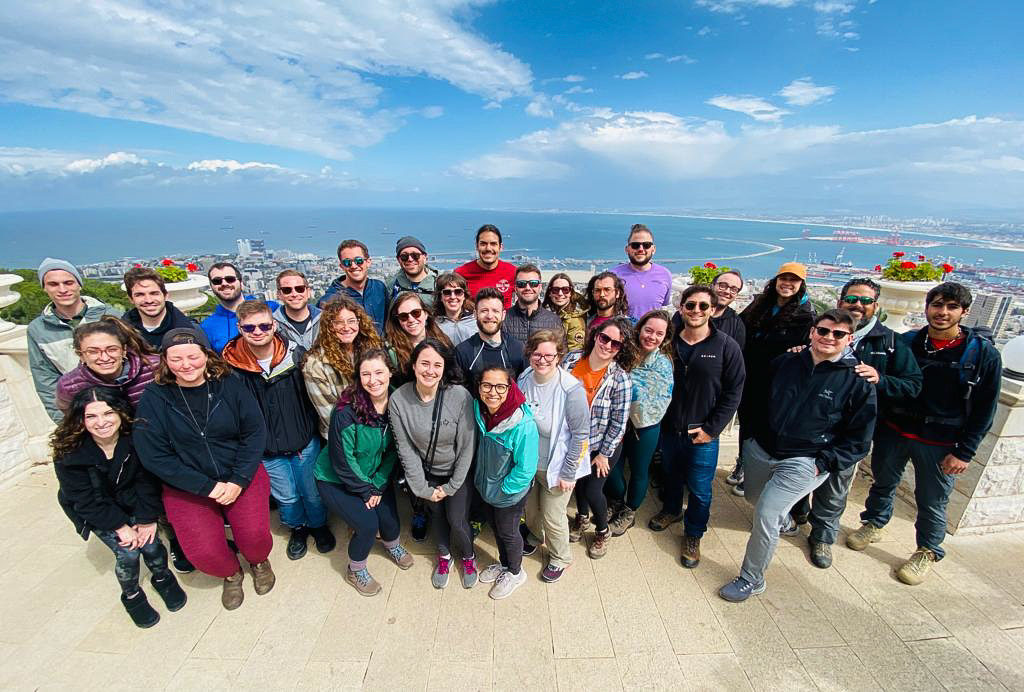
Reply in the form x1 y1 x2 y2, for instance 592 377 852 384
395 235 426 256
37 258 83 287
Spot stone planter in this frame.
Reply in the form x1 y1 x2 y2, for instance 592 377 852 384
876 278 937 333
122 274 210 314
0 274 25 333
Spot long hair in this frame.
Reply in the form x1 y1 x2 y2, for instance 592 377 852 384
586 271 629 319
582 316 639 372
153 341 233 384
307 295 382 382
337 347 393 424
73 315 155 358
408 338 462 388
432 272 475 319
741 276 809 333
51 387 135 459
386 292 452 374
543 272 588 314
634 309 675 357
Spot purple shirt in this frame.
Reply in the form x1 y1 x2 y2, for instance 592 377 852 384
610 262 673 319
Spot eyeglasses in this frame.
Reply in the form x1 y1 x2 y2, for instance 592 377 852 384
841 295 875 306
714 284 741 295
397 308 424 323
479 382 510 394
629 242 653 250
596 332 623 350
83 346 123 359
210 275 238 286
530 352 558 364
549 286 572 295
279 285 307 295
333 318 360 329
398 252 422 262
684 301 711 312
340 257 366 268
814 326 851 340
240 322 274 334
441 288 465 298
516 279 541 289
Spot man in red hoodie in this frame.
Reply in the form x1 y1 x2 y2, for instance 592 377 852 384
455 224 517 308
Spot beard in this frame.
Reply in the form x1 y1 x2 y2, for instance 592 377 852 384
477 319 501 336
629 255 651 268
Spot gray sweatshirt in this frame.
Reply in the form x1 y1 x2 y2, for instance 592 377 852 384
388 382 477 499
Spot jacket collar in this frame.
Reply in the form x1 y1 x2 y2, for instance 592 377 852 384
62 434 132 467
222 333 290 373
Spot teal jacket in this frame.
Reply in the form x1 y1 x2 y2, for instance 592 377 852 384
317 404 397 502
473 402 539 508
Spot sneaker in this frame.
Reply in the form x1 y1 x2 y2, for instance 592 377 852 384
151 573 187 612
286 526 309 560
470 520 484 539
167 536 195 574
346 567 382 596
718 576 766 603
731 481 745 498
846 522 885 551
541 564 566 583
609 508 636 537
121 590 160 628
793 512 810 526
411 511 428 542
568 513 592 543
432 554 451 589
460 556 478 589
479 563 505 584
489 568 527 600
310 525 337 554
681 535 701 569
648 511 682 532
896 547 936 586
250 560 276 595
725 461 744 486
221 570 245 610
809 540 833 569
588 529 610 559
780 518 799 537
519 523 538 556
387 544 415 570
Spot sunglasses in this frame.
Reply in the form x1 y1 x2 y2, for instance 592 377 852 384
549 286 572 295
684 300 711 312
397 308 424 323
629 241 653 250
279 285 307 295
814 326 851 340
841 295 875 306
399 252 422 262
240 322 274 334
516 279 541 289
340 257 367 268
479 382 510 394
596 332 623 350
441 288 464 298
210 275 238 286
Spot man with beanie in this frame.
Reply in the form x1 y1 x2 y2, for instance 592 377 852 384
385 236 437 307
28 257 121 421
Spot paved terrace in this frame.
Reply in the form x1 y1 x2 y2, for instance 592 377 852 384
3 447 1024 692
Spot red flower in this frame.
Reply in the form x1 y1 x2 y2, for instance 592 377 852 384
942 263 955 273
874 264 882 271
900 261 917 269
161 258 174 266
133 263 142 267
917 254 926 261
893 251 905 258
704 262 717 269
186 262 198 272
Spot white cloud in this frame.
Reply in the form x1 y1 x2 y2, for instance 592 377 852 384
667 54 698 64
451 154 571 181
707 95 790 122
526 96 555 118
186 159 281 172
618 71 649 80
421 105 445 119
697 26 714 36
565 86 594 95
483 101 502 110
563 75 586 83
644 53 665 60
696 0 798 14
813 1 854 12
64 152 149 174
778 77 836 106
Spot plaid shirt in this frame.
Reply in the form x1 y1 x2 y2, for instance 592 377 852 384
562 352 632 457
302 351 351 439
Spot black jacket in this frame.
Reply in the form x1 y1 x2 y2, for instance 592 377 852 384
852 319 923 411
455 333 526 385
123 302 209 351
502 303 563 344
55 436 163 538
711 307 746 350
133 374 267 496
665 324 746 438
753 349 877 475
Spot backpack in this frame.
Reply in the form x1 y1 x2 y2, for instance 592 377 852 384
903 326 995 424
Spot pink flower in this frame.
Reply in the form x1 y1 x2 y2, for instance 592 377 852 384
133 263 142 267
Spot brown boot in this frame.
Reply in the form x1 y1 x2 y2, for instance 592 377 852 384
681 535 701 569
222 570 245 610
250 559 276 595
588 528 610 559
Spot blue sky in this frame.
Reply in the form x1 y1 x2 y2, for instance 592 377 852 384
1 0 1022 217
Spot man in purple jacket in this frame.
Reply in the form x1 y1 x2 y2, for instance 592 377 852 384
610 223 674 320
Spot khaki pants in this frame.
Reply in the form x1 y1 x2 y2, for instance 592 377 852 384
524 470 574 569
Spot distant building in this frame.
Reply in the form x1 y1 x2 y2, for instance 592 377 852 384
965 293 1013 335
236 238 266 258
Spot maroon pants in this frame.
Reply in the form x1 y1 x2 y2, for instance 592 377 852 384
161 466 273 578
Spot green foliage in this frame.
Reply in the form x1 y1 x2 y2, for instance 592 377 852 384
688 262 732 286
190 294 218 320
810 296 833 316
0 268 129 325
156 266 188 283
879 255 946 282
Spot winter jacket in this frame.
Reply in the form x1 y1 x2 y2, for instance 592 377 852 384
385 268 438 308
628 350 674 429
302 351 351 439
455 333 527 385
56 351 160 415
664 325 746 438
222 334 318 457
55 435 163 538
851 318 923 411
518 367 592 487
123 302 207 351
199 296 279 353
501 303 564 344
272 304 321 350
318 404 397 501
316 277 388 334
562 351 632 457
753 349 877 475
473 402 539 508
712 306 747 350
557 303 588 352
28 296 121 422
133 374 267 496
437 312 478 346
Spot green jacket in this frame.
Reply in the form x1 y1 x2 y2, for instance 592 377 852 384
473 402 539 508
385 268 438 308
317 404 397 501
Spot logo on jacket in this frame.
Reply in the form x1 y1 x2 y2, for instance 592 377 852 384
819 388 834 401
496 279 511 294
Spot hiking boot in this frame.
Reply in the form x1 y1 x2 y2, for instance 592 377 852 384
461 557 478 589
588 528 610 559
489 568 527 600
731 481 745 497
846 522 885 551
541 563 566 583
387 544 414 570
286 526 309 560
725 460 744 486
479 563 505 584
606 499 623 524
609 508 636 537
151 573 187 612
121 590 160 628
310 525 337 554
780 518 800 537
719 576 766 603
569 513 592 543
810 540 833 569
648 511 682 532
681 535 701 569
432 554 451 589
250 560 276 595
346 567 382 596
167 536 195 574
222 570 245 610
520 523 538 556
793 512 810 526
897 548 936 586
411 511 428 542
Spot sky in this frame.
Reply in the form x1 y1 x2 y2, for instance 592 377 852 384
0 0 1022 218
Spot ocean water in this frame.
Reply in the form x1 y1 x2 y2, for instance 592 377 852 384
0 207 1018 280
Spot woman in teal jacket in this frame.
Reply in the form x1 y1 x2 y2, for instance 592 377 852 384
473 365 539 600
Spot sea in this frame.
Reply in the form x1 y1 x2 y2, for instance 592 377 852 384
1 207 1021 282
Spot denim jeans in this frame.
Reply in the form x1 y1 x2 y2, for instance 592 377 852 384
94 525 171 596
661 429 721 538
606 423 661 511
262 436 327 529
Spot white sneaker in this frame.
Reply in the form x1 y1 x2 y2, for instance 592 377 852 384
489 568 527 600
479 563 505 584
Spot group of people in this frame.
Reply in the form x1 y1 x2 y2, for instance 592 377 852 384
30 221 1002 628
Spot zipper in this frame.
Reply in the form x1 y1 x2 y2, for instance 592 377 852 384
168 389 224 479
774 361 824 438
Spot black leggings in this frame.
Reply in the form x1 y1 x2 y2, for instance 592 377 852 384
485 492 529 575
576 444 624 533
427 475 474 559
317 481 400 563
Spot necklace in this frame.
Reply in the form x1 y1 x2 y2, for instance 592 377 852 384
177 382 212 438
923 328 962 355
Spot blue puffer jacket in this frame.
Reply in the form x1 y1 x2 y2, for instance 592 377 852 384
199 296 279 353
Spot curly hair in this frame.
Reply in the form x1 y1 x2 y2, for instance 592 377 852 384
586 271 629 320
51 387 135 459
74 315 155 357
307 295 382 382
634 309 675 357
543 272 588 314
336 347 393 424
386 292 452 374
582 316 639 371
432 272 475 319
153 339 233 384
741 276 809 333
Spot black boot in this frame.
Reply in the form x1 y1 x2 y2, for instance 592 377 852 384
121 590 160 628
167 535 195 574
309 525 337 554
287 526 309 560
151 573 187 612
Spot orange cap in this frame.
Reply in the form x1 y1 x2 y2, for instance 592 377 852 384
775 262 807 280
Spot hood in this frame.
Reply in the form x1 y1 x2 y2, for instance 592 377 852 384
481 379 527 432
42 295 109 324
556 303 588 319
273 304 321 322
802 346 858 371
222 333 289 373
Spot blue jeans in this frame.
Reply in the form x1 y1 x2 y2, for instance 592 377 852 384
661 429 720 538
262 437 327 529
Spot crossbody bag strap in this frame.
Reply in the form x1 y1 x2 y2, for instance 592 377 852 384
418 385 446 478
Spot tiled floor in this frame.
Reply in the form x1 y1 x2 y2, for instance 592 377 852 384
2 449 1023 691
